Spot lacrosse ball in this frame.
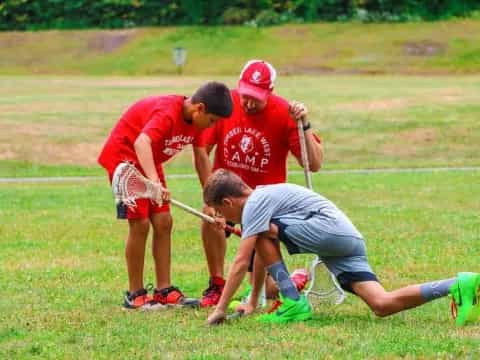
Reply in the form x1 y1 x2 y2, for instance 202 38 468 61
228 300 241 311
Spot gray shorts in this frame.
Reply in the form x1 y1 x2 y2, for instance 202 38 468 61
271 215 378 292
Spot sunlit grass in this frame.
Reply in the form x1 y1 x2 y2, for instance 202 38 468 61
0 171 479 358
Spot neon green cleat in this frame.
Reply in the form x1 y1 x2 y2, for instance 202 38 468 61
257 294 312 324
450 272 480 326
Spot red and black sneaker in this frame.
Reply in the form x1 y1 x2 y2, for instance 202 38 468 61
200 276 226 307
290 268 310 292
123 287 164 311
153 286 200 307
267 268 310 313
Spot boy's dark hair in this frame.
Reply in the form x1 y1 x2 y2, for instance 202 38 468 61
191 81 232 117
203 169 249 206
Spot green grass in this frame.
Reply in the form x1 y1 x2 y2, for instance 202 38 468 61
1 73 479 357
1 20 480 76
0 75 479 177
1 171 479 358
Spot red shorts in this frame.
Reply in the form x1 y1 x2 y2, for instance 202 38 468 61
108 163 170 219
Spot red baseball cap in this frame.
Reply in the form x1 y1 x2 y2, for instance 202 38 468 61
238 60 277 102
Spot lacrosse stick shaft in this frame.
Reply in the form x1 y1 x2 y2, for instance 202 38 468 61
170 199 241 237
297 120 343 303
297 119 313 190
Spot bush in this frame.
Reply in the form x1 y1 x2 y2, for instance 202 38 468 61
222 7 251 25
255 9 281 26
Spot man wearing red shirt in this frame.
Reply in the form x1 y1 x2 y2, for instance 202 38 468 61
98 82 232 310
194 61 323 307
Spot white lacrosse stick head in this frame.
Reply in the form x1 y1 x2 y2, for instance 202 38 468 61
111 162 163 208
305 257 345 310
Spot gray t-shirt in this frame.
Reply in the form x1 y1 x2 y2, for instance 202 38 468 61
241 183 363 241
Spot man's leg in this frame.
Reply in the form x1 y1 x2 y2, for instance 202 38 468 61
201 220 226 278
200 221 227 307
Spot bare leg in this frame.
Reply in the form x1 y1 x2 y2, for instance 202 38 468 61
151 212 173 290
352 281 428 317
201 220 226 278
126 218 150 292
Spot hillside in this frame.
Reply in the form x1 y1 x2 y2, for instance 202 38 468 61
2 20 480 75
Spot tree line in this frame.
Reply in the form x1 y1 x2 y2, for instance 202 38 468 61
2 0 479 31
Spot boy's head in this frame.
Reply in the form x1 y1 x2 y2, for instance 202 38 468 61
203 169 251 222
237 60 276 114
190 82 232 129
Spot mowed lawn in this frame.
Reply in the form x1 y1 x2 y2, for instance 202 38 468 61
0 170 479 358
0 75 479 177
0 75 479 358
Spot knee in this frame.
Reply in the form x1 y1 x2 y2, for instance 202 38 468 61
130 218 150 235
154 215 172 234
368 295 394 317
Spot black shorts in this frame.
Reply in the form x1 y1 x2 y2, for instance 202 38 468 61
116 201 128 219
336 271 379 294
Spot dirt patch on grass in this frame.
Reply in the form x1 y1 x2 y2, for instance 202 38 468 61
0 122 101 165
337 98 410 112
403 41 446 57
87 30 137 53
398 128 437 143
0 141 100 165
382 128 437 157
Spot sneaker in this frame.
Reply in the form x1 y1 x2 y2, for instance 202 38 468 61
258 294 312 323
123 287 164 311
200 276 225 307
450 272 480 326
153 286 200 307
267 268 310 313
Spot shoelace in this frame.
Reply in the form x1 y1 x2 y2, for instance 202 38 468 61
450 285 479 320
450 300 458 320
203 283 222 297
268 300 282 313
156 285 183 297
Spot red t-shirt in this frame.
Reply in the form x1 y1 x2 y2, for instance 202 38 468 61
197 90 321 188
98 95 204 175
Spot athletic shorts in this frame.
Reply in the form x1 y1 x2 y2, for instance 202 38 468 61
109 163 170 219
271 216 378 293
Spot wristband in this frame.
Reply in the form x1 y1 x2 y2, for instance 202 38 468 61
302 122 311 131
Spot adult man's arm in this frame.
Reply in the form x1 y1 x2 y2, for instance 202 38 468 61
289 101 324 171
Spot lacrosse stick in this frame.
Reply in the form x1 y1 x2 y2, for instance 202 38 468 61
304 256 345 308
296 116 346 306
297 117 313 190
112 162 241 237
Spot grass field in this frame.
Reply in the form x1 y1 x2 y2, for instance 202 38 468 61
0 73 479 358
1 171 479 358
1 75 479 177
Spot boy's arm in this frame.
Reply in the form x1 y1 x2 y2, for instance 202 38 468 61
248 254 267 309
207 235 257 324
193 144 214 187
134 133 160 182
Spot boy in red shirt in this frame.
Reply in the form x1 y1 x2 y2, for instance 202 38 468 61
194 61 323 307
98 82 232 310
